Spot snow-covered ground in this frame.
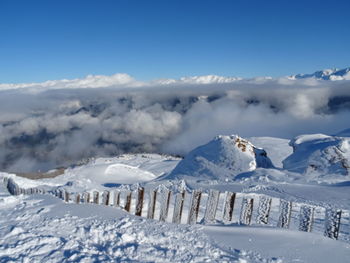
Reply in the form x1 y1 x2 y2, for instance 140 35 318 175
1 134 350 262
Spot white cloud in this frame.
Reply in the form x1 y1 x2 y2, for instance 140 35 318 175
0 72 350 172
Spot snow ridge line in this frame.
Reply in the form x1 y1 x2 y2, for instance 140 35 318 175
2 176 349 243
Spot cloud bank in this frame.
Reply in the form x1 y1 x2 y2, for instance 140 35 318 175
0 73 350 172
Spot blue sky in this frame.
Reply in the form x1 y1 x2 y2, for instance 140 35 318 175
0 0 349 83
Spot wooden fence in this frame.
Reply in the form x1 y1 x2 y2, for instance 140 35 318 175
2 176 349 242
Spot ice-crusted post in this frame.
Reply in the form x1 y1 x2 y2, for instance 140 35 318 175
256 196 272 224
277 200 292 228
239 197 254 225
187 190 202 224
159 188 171 222
124 191 132 212
103 191 110 206
64 191 70 203
75 193 81 204
84 192 91 203
93 191 99 204
172 190 185 224
223 192 236 222
114 191 120 207
324 209 342 240
147 189 157 219
299 205 314 232
135 187 145 216
204 190 220 223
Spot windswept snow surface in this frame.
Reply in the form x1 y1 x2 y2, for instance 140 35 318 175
0 181 279 263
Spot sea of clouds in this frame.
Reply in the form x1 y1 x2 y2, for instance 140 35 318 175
0 73 349 172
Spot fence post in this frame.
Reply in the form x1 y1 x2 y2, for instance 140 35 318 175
147 189 157 219
172 190 185 224
299 205 314 232
159 188 171 222
64 191 70 203
135 187 144 216
223 192 236 222
75 193 81 204
240 197 254 225
278 200 292 228
204 190 220 223
93 191 99 204
187 190 202 224
256 196 272 224
114 191 120 207
84 192 91 203
124 191 132 212
103 191 110 206
324 209 342 240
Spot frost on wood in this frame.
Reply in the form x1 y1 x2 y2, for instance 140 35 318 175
75 193 80 204
204 190 220 223
172 191 185 224
277 200 292 228
114 191 120 207
239 197 254 225
64 191 70 203
84 192 91 203
103 191 110 205
159 187 171 222
299 205 315 232
93 191 99 204
223 192 236 222
135 187 144 216
147 190 157 219
324 209 342 240
256 196 272 224
187 190 202 224
124 191 132 212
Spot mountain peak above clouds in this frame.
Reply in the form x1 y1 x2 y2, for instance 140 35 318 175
165 135 273 181
290 67 350 81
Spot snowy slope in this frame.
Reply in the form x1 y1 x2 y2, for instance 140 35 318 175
33 154 181 192
283 134 350 181
290 67 350 80
166 135 273 181
248 137 292 168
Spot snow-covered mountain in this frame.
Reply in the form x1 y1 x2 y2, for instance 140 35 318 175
166 135 273 181
283 134 350 178
290 67 350 81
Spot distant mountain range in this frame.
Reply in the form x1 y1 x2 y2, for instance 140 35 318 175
290 67 350 81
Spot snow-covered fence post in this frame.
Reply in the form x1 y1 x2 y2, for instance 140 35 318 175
114 191 120 207
324 209 342 240
84 192 91 203
59 189 64 200
187 190 202 224
223 192 236 222
135 187 144 216
64 191 70 203
204 190 220 223
3 177 8 188
75 193 81 204
159 188 171 222
147 189 157 219
124 191 132 212
239 197 254 225
93 191 99 204
172 190 185 224
299 205 315 232
277 200 292 228
103 191 110 206
256 196 272 224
